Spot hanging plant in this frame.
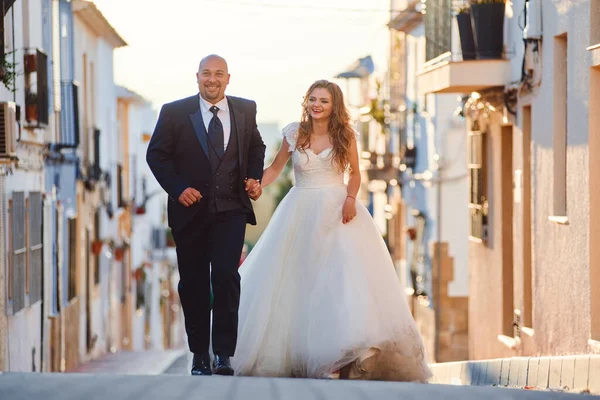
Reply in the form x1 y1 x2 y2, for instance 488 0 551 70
367 80 389 131
0 51 19 93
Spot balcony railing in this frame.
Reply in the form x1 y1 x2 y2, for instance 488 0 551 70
424 0 453 62
418 0 511 94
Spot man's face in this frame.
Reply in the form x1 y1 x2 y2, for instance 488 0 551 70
196 57 230 103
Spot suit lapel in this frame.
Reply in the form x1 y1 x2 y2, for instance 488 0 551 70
229 98 245 166
189 100 209 158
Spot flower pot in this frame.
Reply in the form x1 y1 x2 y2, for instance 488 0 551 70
456 13 477 60
470 2 505 59
407 227 417 241
25 103 38 122
114 247 125 261
135 206 146 215
91 240 103 256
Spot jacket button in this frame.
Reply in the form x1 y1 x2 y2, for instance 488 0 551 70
204 184 209 187
216 186 220 189
216 173 220 176
228 198 232 201
229 173 233 176
229 186 233 189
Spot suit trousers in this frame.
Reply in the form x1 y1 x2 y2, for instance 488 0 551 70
172 207 246 356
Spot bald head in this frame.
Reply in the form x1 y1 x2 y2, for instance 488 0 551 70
198 54 228 73
196 54 230 103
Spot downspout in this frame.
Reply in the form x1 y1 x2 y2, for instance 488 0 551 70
435 159 442 362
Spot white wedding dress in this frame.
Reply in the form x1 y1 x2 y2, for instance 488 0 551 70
231 123 432 382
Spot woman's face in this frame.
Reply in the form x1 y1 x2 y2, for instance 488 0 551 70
307 88 333 121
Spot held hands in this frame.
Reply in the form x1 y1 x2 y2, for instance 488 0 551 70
342 196 357 224
245 178 262 201
178 187 202 207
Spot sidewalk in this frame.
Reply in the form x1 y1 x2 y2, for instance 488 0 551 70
74 348 186 375
429 355 600 394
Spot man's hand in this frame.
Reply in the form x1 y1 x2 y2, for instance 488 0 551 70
178 187 202 207
245 178 262 201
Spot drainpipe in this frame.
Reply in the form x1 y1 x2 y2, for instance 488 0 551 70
434 160 442 363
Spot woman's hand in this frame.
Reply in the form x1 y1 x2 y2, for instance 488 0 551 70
342 196 357 224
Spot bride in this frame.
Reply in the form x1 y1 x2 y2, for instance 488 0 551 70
232 80 432 382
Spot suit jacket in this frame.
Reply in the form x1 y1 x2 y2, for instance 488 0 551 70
146 94 266 231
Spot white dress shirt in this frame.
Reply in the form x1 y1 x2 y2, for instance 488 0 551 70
199 95 232 152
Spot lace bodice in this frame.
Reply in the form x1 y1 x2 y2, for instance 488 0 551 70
282 122 345 189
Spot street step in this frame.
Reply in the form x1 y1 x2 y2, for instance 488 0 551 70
429 355 600 394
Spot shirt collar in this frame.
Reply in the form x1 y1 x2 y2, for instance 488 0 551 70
199 95 229 114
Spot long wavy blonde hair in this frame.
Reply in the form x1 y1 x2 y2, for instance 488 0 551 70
296 80 355 172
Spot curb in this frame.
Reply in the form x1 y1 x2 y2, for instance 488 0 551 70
429 355 600 394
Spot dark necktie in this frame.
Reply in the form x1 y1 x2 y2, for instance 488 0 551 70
208 105 224 157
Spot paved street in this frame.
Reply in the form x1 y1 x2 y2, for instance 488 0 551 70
0 371 597 400
1 351 598 400
74 349 186 375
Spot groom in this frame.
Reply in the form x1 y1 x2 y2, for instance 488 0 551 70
146 54 265 376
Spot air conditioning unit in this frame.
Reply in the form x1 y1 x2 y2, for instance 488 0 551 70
523 0 542 40
0 102 17 159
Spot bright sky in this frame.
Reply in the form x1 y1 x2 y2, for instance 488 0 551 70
93 0 392 127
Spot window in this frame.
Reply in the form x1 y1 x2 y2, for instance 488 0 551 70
553 34 568 217
424 0 452 61
522 106 533 328
117 164 125 208
72 81 81 147
67 217 77 301
592 1 600 47
92 128 101 180
59 80 78 148
94 210 100 285
23 49 49 126
135 268 145 310
29 192 43 304
10 192 26 313
590 66 600 341
468 130 488 242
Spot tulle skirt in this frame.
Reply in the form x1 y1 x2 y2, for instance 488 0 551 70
231 185 432 381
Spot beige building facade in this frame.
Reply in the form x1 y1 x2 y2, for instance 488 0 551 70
419 0 599 360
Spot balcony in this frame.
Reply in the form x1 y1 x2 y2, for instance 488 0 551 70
418 0 511 94
418 52 511 94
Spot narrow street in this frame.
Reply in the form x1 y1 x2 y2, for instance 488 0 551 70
1 350 596 400
0 370 595 400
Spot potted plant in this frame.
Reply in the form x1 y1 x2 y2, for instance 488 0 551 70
456 4 476 60
470 0 506 59
25 91 38 122
0 51 18 93
135 205 146 215
114 246 125 261
91 239 104 256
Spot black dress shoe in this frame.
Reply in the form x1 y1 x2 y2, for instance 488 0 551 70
213 354 234 376
191 353 212 376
